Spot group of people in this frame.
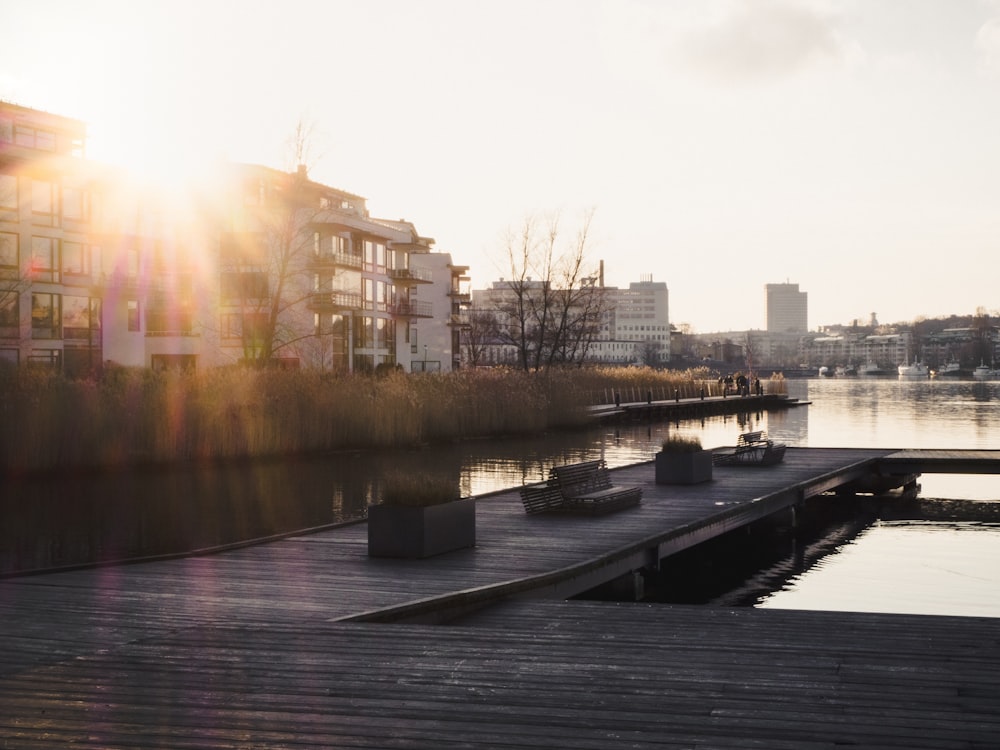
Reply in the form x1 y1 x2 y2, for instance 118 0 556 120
719 372 763 397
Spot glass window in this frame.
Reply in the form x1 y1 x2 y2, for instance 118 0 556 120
62 183 87 221
0 293 17 327
0 232 17 271
32 180 55 222
128 300 140 332
63 296 99 340
62 241 91 277
35 130 55 151
31 292 60 338
0 173 15 212
31 236 58 282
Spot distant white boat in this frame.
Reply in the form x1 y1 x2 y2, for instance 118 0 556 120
898 360 929 378
858 362 887 376
818 366 831 377
835 364 857 377
973 361 999 380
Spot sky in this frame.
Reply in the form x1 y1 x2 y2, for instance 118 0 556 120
3 0 1000 333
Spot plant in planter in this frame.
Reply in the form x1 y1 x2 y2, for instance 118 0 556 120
367 472 475 558
655 434 713 485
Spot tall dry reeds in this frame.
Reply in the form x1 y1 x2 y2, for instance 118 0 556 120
0 364 784 475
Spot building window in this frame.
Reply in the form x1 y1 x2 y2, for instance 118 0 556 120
31 292 61 339
30 236 58 282
28 349 61 368
63 296 99 340
146 305 193 336
0 232 17 276
15 126 56 151
61 182 88 222
221 271 268 301
0 174 16 216
127 300 140 332
354 315 374 347
31 180 55 225
0 292 18 330
62 241 93 278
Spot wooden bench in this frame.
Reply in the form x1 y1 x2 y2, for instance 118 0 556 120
549 460 642 514
714 430 787 466
519 483 567 515
519 460 642 515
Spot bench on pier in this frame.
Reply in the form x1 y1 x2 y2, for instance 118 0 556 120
713 431 787 467
520 460 642 515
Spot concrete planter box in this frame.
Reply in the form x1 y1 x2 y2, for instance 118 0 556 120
655 450 713 485
367 497 476 558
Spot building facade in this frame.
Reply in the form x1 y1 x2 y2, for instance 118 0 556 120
467 273 669 367
0 102 104 374
765 282 808 333
0 102 464 375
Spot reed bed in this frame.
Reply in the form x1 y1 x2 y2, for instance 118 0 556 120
0 364 784 475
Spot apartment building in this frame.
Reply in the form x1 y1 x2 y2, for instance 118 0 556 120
0 101 104 374
1 102 464 374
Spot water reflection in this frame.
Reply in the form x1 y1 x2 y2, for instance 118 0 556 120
3 377 997 575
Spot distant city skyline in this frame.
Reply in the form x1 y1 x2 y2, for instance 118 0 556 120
4 1 999 333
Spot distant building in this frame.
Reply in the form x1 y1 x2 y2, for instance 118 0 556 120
468 272 669 367
765 282 808 334
591 275 670 365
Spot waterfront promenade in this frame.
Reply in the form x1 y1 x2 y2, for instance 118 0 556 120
1 448 998 747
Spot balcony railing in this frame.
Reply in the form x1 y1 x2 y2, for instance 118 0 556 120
389 267 434 285
310 251 363 270
388 300 433 318
307 291 363 311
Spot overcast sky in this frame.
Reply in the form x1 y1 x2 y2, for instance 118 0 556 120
4 0 1000 332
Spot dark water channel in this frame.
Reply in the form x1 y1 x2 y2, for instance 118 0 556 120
2 405 771 576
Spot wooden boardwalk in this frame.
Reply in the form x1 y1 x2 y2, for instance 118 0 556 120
1 448 998 748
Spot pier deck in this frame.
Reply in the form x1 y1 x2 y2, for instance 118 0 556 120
1 448 998 748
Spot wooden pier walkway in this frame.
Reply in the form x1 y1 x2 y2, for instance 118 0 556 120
1 448 998 748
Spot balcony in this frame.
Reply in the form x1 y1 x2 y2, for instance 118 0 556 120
448 289 471 303
389 267 434 285
310 251 363 271
389 300 433 318
307 291 363 312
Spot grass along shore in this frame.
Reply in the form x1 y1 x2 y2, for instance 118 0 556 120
1 365 785 475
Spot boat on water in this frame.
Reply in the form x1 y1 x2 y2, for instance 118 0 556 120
934 361 962 377
858 361 888 376
835 364 857 377
898 359 929 378
973 361 1000 380
818 366 832 377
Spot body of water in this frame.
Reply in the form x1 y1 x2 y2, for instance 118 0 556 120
3 376 999 618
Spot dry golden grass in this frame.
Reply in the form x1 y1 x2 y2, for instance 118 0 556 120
0 364 784 474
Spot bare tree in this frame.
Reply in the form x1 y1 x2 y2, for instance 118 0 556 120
494 210 607 372
635 339 662 368
220 119 349 368
462 308 501 368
